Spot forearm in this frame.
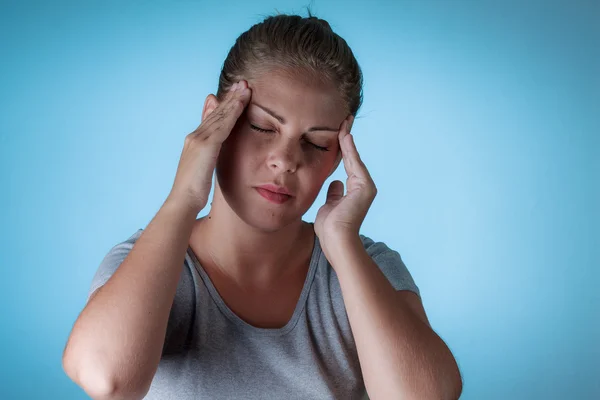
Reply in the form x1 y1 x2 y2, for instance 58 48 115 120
329 236 461 400
63 197 199 399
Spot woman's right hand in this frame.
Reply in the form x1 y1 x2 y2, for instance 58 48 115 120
167 80 251 213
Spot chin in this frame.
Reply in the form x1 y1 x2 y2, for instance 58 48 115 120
225 186 308 233
242 212 297 233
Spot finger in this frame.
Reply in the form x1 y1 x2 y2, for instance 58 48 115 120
195 81 251 140
191 82 241 131
348 114 355 132
202 81 251 137
325 180 344 204
337 115 355 145
339 120 372 181
338 119 357 174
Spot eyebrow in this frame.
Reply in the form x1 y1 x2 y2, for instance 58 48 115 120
251 102 338 133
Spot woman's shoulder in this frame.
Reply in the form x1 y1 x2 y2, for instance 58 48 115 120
357 232 399 259
318 232 420 295
123 228 144 243
359 232 420 295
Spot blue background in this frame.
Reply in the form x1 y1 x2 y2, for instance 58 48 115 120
1 0 598 399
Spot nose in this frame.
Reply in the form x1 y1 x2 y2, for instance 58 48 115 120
267 140 299 174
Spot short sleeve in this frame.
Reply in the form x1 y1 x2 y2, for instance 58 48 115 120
86 228 196 356
87 229 144 303
360 234 421 298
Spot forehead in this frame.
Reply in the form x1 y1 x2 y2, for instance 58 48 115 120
246 69 347 124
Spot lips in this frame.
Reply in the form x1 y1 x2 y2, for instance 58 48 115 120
255 185 293 204
256 184 293 196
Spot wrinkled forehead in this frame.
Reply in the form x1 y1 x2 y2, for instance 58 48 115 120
246 69 348 124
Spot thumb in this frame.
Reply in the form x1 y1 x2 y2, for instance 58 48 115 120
325 180 344 204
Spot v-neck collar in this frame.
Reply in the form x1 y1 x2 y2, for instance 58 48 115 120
186 226 322 336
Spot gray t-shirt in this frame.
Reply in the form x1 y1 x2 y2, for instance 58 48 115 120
88 227 420 399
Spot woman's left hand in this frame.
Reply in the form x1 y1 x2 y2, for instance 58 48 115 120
315 115 378 253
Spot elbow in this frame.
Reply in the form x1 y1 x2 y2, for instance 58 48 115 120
408 381 462 400
438 362 463 400
450 375 463 400
62 346 151 400
62 350 116 400
410 361 463 400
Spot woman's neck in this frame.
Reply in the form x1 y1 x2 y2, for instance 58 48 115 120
189 192 314 289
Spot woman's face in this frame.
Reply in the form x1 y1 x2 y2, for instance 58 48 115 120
214 68 349 232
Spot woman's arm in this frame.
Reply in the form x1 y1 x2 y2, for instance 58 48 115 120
328 236 462 400
62 197 198 400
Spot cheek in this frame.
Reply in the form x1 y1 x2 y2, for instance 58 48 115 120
216 130 254 176
302 154 337 189
222 126 258 157
310 148 338 171
306 155 328 176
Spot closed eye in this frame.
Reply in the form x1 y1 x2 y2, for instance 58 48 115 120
249 124 273 133
249 124 329 152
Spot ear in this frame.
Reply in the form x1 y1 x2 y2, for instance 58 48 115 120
201 94 220 121
327 148 343 178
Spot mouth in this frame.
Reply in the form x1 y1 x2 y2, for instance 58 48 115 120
255 187 293 204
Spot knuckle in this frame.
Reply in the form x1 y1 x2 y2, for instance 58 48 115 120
232 99 244 111
211 123 223 134
215 108 226 120
184 133 195 144
185 131 205 145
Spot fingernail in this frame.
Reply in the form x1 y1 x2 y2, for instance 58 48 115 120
231 82 239 91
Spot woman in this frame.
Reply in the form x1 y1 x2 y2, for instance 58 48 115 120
63 12 462 400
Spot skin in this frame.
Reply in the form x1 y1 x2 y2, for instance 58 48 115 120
189 68 349 290
188 68 462 398
62 66 461 399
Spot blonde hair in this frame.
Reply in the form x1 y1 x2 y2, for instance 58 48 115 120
216 10 363 116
